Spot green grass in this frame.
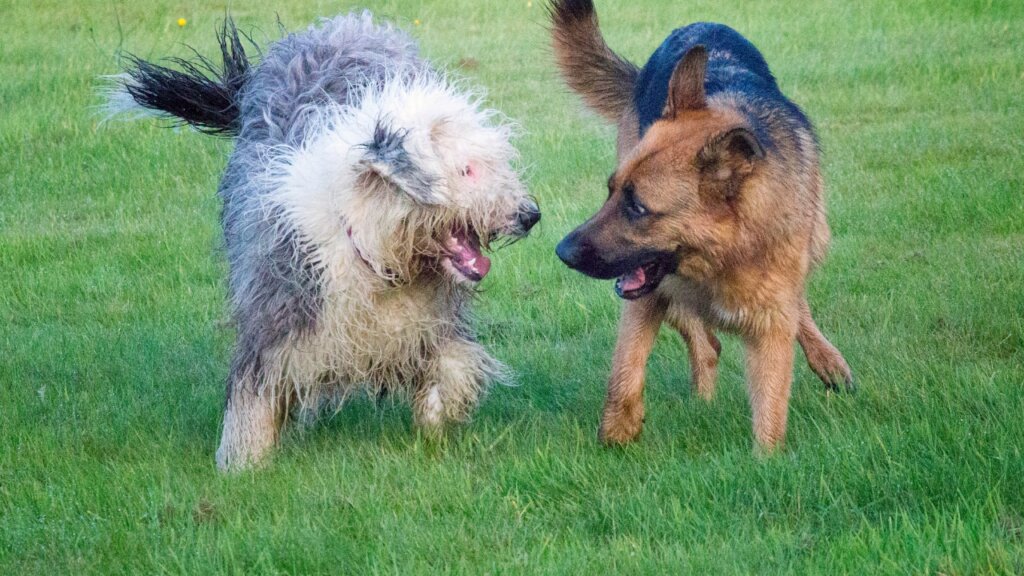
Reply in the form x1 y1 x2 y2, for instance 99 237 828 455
2 0 1023 573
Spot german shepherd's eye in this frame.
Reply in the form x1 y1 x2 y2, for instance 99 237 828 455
621 182 649 218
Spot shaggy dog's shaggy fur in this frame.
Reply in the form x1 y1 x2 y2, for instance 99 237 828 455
106 13 540 471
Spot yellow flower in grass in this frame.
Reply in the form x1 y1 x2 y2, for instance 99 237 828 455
177 18 187 28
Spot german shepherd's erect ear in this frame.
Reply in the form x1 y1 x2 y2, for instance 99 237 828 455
698 127 766 201
663 46 766 201
665 45 709 116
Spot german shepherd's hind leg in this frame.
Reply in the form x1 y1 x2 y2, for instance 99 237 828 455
666 309 721 401
600 296 667 445
414 338 499 433
215 359 287 472
797 298 854 392
744 320 798 452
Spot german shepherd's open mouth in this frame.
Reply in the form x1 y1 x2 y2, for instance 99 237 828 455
555 234 678 300
614 256 674 300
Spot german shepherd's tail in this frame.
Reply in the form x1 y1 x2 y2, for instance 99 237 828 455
104 19 251 137
547 0 638 122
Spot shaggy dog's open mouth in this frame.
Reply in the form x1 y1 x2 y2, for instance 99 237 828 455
442 227 491 283
614 257 672 300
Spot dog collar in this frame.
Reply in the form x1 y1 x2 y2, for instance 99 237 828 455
346 225 400 285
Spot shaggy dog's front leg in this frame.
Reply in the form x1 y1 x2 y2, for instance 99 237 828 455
414 338 501 431
215 357 287 471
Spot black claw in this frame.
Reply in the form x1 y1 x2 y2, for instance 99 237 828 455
819 371 856 394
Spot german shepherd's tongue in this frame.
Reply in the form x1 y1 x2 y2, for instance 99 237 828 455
446 229 491 281
616 267 646 293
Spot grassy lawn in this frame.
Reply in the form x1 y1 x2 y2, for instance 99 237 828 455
2 0 1023 573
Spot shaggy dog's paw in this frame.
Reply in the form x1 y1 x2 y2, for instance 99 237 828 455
215 442 271 473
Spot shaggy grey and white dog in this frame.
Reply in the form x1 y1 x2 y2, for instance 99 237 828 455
106 13 540 471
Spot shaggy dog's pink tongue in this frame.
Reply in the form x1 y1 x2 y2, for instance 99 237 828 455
446 230 491 282
617 267 646 293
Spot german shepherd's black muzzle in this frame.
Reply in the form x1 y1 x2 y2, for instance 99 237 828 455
556 228 621 279
556 226 677 300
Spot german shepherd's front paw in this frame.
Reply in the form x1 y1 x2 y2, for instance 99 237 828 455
599 407 644 445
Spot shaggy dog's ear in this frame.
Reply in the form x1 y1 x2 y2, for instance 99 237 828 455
359 120 443 204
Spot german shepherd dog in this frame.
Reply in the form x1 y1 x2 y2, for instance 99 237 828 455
549 0 853 450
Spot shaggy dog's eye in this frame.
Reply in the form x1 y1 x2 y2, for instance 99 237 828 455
622 183 648 218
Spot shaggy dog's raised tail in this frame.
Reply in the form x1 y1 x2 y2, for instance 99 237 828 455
107 19 251 136
548 0 638 122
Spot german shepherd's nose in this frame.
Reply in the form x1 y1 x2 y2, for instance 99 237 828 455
556 230 619 279
555 233 588 270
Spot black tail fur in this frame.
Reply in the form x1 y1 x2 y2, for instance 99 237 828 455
118 18 252 136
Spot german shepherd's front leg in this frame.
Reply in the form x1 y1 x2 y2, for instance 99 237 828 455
743 319 798 451
600 296 667 445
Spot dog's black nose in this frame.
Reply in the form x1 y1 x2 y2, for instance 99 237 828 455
555 234 587 269
518 203 541 233
556 231 618 279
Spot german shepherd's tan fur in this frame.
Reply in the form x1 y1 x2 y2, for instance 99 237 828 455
549 0 852 450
